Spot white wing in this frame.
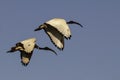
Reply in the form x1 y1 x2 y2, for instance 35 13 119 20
46 18 71 39
44 27 64 50
21 38 36 53
20 51 33 66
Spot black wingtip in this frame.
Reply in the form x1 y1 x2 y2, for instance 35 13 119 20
57 46 64 51
21 61 29 67
65 35 72 40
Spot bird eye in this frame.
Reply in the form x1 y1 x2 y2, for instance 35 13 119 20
28 44 31 46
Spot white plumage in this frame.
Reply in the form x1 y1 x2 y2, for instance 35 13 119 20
7 38 57 66
46 18 71 38
34 18 83 50
20 38 36 53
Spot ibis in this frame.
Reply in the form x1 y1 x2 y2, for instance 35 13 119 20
34 18 83 50
7 38 57 66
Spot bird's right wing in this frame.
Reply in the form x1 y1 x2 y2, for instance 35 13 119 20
44 26 64 50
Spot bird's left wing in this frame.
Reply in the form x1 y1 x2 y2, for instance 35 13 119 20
44 25 64 50
20 51 33 66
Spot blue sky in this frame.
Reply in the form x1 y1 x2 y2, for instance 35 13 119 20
0 0 120 80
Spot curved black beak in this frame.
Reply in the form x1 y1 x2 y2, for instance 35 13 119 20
7 47 17 53
34 27 41 31
35 44 57 55
67 21 83 28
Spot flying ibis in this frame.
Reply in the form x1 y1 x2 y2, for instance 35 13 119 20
7 38 57 66
34 18 83 50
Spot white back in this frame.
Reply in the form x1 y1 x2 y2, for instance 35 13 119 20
46 18 71 38
21 38 36 53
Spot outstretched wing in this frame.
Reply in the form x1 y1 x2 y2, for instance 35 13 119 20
44 24 64 50
20 51 33 66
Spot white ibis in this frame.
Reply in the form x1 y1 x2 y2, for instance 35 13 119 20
7 38 57 66
34 18 83 50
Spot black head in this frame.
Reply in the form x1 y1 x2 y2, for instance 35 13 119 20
34 24 47 31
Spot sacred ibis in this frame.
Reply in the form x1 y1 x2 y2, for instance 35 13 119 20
34 18 83 50
7 38 57 66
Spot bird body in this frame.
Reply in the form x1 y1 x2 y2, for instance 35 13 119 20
20 38 36 53
46 18 71 38
7 38 57 66
34 18 83 50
